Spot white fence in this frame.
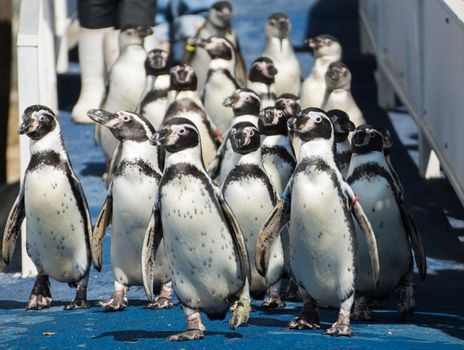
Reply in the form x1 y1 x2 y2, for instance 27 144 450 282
360 0 464 207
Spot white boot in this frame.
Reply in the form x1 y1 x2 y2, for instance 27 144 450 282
72 27 110 124
103 28 120 74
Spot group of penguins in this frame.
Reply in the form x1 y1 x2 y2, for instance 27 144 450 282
2 2 427 341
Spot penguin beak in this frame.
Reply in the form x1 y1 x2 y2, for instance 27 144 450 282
352 129 368 147
305 37 316 49
18 117 35 135
287 117 297 132
260 110 274 126
150 128 168 146
136 26 153 38
223 94 239 107
189 37 205 48
87 109 116 125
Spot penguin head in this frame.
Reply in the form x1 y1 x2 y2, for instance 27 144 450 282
229 122 261 155
376 126 393 156
327 109 355 141
19 105 57 140
275 93 301 117
248 57 278 84
87 109 155 143
208 1 233 29
258 107 289 136
119 26 153 48
145 49 170 75
170 64 197 91
288 108 333 143
266 13 290 39
305 34 342 59
223 88 261 116
194 36 234 60
351 125 385 154
326 62 351 90
151 118 200 153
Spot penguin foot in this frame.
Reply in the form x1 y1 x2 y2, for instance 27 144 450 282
397 283 415 321
323 322 352 337
261 296 286 309
98 298 127 312
281 279 302 301
64 298 90 310
351 296 373 321
287 317 320 330
168 330 204 341
26 295 52 310
229 299 251 329
145 297 173 309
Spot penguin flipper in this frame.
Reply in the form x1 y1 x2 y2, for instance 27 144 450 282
106 143 123 186
400 202 427 281
344 184 380 286
215 187 251 283
234 39 247 86
92 186 113 272
142 204 164 302
2 185 25 265
207 142 226 180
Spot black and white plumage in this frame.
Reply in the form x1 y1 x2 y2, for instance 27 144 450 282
262 13 302 97
141 117 251 341
327 109 355 179
207 88 261 186
256 108 379 336
347 125 426 321
87 109 172 312
2 105 95 310
301 34 342 109
247 57 278 108
275 94 302 160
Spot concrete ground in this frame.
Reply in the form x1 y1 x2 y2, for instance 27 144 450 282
1 1 464 349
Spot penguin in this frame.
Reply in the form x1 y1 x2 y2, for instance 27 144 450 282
301 34 342 109
136 49 171 130
377 127 404 199
184 1 246 91
275 93 303 161
326 109 356 179
323 62 365 127
222 122 285 307
207 88 261 186
258 106 296 195
164 64 221 167
346 125 426 321
262 13 302 97
198 36 240 134
2 105 96 310
96 26 153 164
247 57 278 108
141 117 251 341
87 109 172 311
256 108 380 336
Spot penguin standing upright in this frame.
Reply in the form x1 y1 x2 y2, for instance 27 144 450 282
347 125 426 321
262 13 302 97
87 109 172 311
222 122 285 307
136 49 171 130
275 94 302 160
142 118 251 341
247 57 278 108
96 26 153 163
323 62 365 127
327 109 355 178
199 36 240 134
184 1 246 91
2 105 96 310
164 64 221 167
301 35 342 109
256 108 380 336
207 88 261 186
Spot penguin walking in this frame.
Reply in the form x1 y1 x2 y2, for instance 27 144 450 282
136 49 171 130
347 125 426 321
142 117 251 341
164 64 221 167
184 1 246 91
2 105 96 310
87 109 172 311
301 35 342 109
256 108 380 336
198 36 240 134
96 26 153 163
207 88 261 186
222 122 285 307
247 57 278 108
262 13 302 97
323 62 365 127
327 109 356 178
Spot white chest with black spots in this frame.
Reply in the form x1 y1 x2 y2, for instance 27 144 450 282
24 166 89 282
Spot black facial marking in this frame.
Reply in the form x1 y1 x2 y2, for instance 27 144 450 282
258 107 289 136
170 66 197 91
117 115 153 142
228 89 261 116
295 108 333 142
248 57 276 85
275 94 301 117
20 105 57 140
327 109 355 142
229 121 261 155
212 1 232 11
203 37 233 60
351 125 384 154
145 49 170 75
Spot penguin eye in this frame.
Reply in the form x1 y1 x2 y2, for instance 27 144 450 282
249 129 255 137
245 96 251 101
39 114 48 122
314 116 322 123
368 130 376 138
326 39 332 46
178 128 186 135
122 115 131 122
230 129 236 135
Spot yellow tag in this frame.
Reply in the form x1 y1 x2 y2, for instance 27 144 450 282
185 44 196 53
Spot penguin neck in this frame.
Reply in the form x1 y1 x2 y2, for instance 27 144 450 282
335 139 351 154
311 56 339 79
169 89 202 107
247 80 275 101
349 150 389 172
153 74 171 92
164 146 204 170
237 147 262 166
204 19 229 37
120 140 160 171
208 57 235 73
299 138 336 164
29 125 66 157
265 36 293 56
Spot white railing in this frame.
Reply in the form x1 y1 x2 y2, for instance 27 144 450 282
17 0 77 276
360 0 464 207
